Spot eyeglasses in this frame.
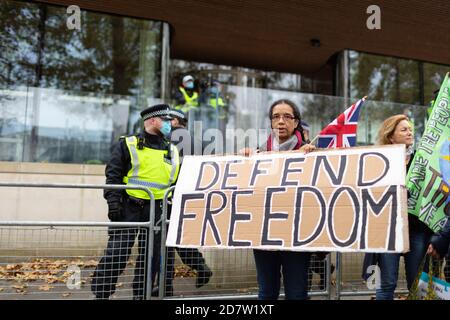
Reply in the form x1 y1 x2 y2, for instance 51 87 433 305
271 114 296 122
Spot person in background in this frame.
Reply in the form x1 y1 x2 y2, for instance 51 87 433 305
301 120 311 144
201 79 226 110
174 75 199 113
164 109 212 294
199 79 228 131
427 218 450 259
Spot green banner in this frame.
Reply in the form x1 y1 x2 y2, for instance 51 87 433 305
406 72 450 232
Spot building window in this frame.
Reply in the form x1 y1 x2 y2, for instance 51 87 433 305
349 51 421 105
423 62 448 105
0 0 164 163
348 50 449 145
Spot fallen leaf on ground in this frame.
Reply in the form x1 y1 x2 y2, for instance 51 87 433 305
12 284 26 290
82 260 99 268
38 285 53 291
174 265 195 278
45 276 59 284
6 264 21 271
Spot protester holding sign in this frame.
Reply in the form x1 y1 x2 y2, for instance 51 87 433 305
374 114 433 300
252 99 315 300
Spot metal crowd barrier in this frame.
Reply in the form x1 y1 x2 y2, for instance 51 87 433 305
0 182 417 300
157 186 410 300
158 187 333 300
335 252 409 299
0 182 155 300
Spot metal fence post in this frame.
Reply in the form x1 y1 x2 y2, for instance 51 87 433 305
335 252 342 300
144 188 155 300
326 253 332 300
158 186 175 299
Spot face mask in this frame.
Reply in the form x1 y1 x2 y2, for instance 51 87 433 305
210 87 219 95
160 120 172 137
184 82 194 89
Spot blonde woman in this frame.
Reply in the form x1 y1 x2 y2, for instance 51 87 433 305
373 114 433 300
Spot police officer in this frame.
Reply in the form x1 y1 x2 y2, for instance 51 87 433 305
91 104 180 300
169 109 205 159
199 79 228 131
168 109 212 290
204 79 226 110
174 75 199 113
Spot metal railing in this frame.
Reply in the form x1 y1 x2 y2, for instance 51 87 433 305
0 182 422 300
335 252 409 299
158 187 333 300
0 182 155 300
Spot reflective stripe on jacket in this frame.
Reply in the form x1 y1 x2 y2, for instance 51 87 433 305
122 136 180 200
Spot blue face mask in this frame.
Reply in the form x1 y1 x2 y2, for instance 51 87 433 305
210 87 219 95
184 82 194 89
160 120 172 137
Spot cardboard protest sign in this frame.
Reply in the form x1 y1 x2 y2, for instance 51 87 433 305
166 145 409 253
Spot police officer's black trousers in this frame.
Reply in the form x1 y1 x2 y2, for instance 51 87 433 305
91 198 162 299
176 248 208 269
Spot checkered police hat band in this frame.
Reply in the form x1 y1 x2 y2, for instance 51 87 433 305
170 110 185 119
142 109 170 121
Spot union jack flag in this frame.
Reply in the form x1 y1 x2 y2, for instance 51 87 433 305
317 97 366 148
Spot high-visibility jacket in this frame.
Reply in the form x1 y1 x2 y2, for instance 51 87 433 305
176 87 199 113
122 136 180 200
208 96 225 109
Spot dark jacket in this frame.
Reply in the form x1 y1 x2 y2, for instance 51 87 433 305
104 130 172 203
430 218 450 257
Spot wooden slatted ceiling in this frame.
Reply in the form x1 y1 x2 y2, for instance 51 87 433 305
38 0 450 73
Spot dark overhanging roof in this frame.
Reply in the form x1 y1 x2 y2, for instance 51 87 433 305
39 0 450 74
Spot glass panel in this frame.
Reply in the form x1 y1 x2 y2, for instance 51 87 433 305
0 87 159 163
349 51 421 105
0 85 427 163
0 1 40 88
169 59 332 96
423 62 449 105
168 86 427 155
0 0 164 163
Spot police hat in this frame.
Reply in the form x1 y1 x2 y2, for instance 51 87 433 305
169 109 187 121
183 75 194 82
140 104 172 121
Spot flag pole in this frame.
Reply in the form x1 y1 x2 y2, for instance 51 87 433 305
309 134 319 146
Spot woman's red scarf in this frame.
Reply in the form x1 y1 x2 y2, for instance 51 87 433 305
266 130 303 151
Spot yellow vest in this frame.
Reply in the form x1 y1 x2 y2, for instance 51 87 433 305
208 96 225 109
122 136 180 200
176 87 199 112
